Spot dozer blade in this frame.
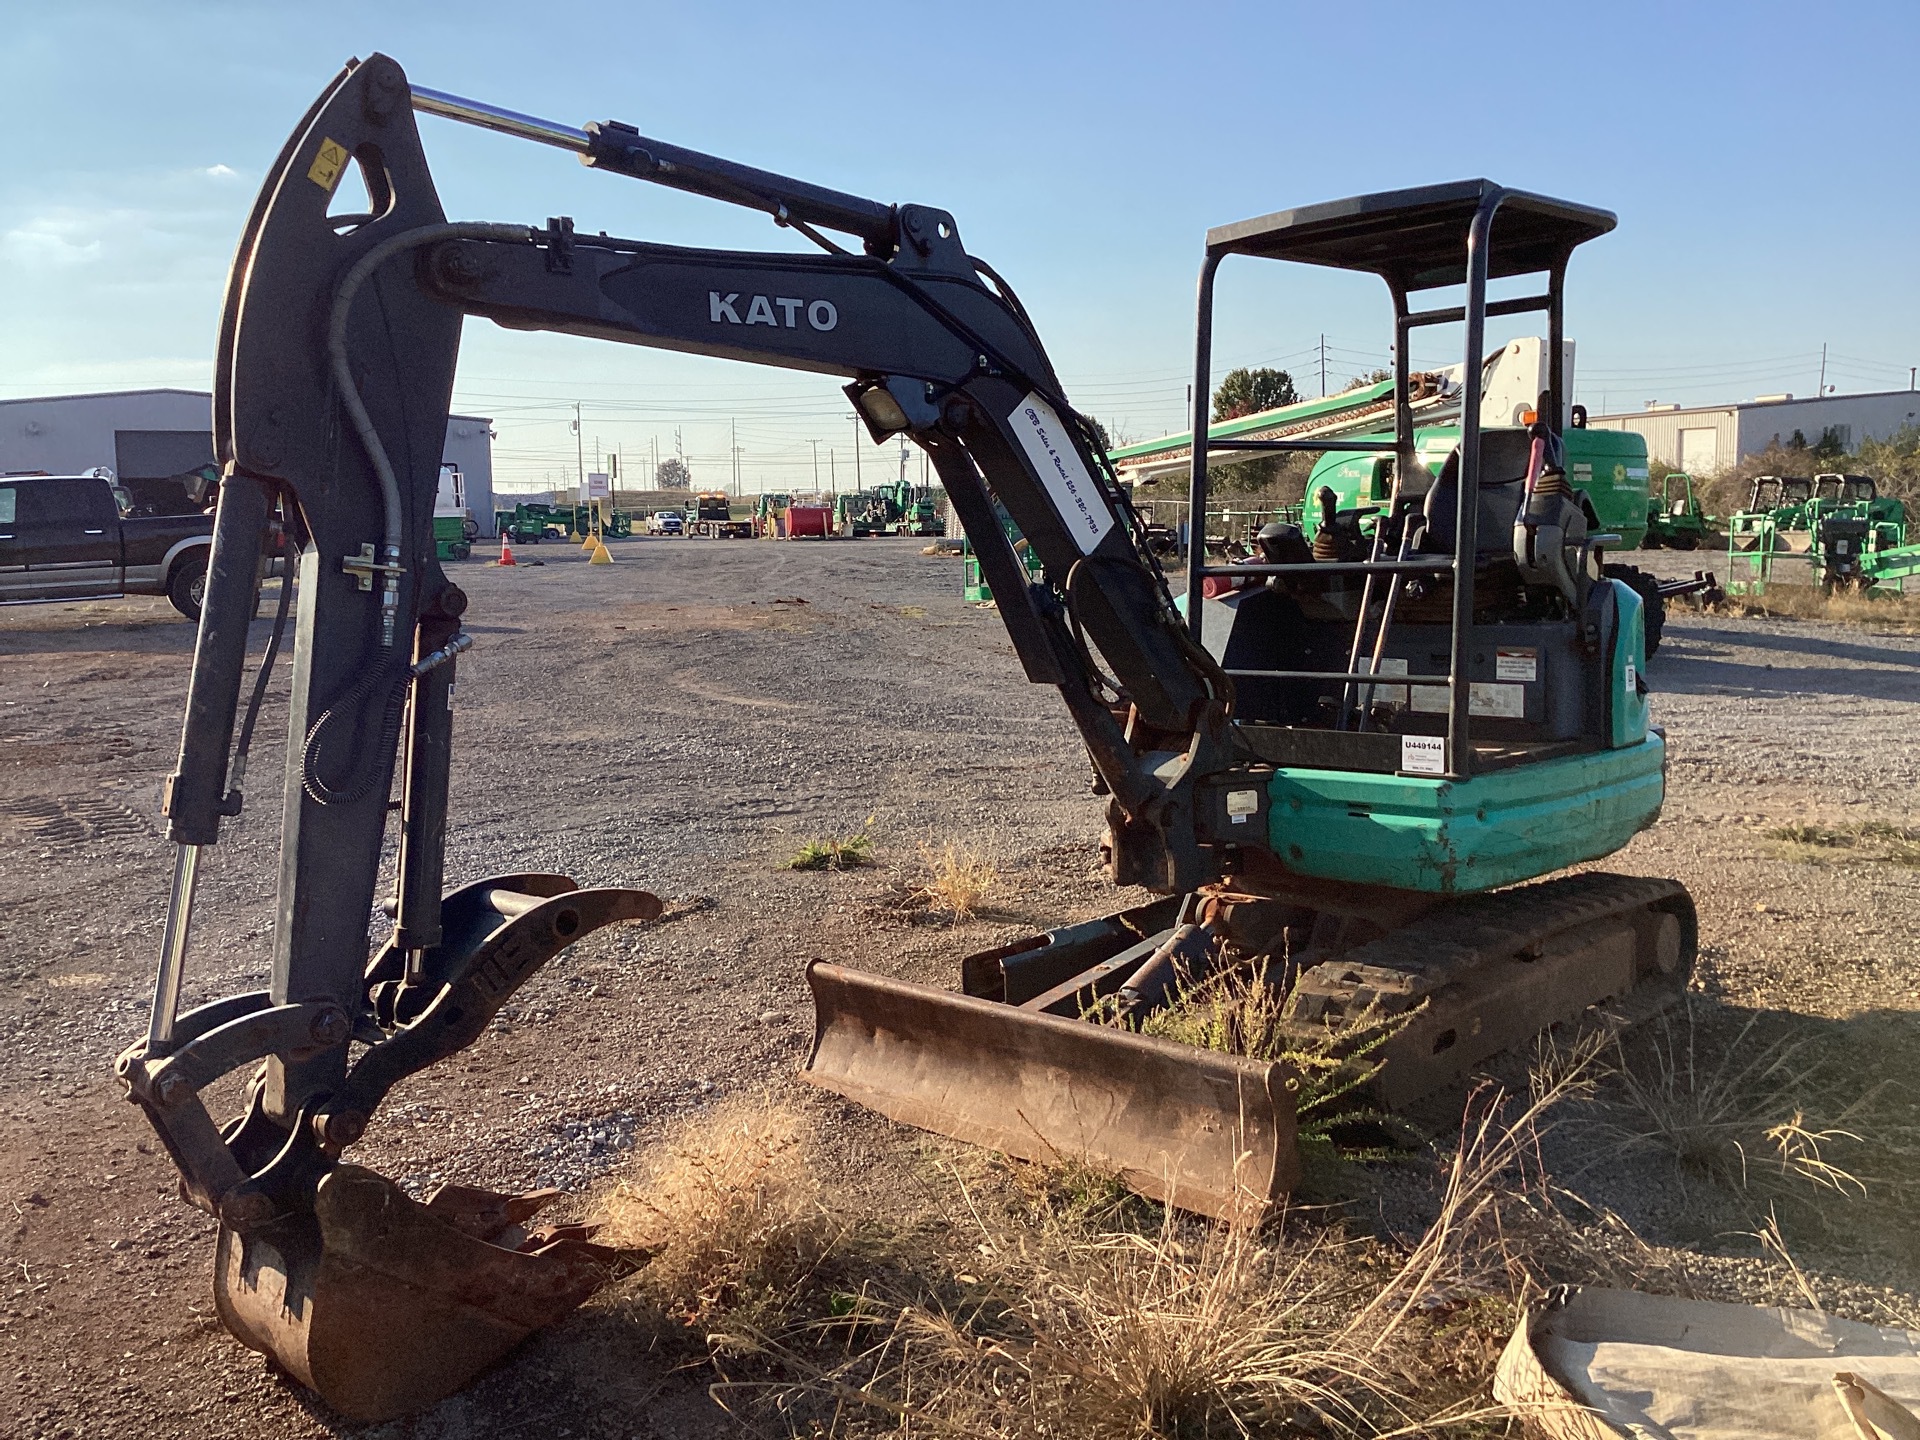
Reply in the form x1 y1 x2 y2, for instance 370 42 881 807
803 962 1299 1224
214 1165 619 1422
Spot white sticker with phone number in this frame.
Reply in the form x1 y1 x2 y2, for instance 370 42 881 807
1008 392 1114 555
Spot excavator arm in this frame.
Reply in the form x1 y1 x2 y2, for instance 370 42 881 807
116 53 1247 1420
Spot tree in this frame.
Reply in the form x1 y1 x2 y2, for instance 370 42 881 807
655 457 691 488
1343 368 1393 392
1812 426 1849 465
1211 367 1300 422
1207 368 1303 494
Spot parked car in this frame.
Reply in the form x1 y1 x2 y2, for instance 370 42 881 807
647 510 684 536
0 470 238 619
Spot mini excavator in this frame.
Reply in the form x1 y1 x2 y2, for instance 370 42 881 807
118 55 1695 1420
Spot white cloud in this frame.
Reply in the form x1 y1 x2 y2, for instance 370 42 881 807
1 213 103 268
203 163 238 180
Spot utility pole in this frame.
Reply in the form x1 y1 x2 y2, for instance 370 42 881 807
810 439 820 490
1910 366 1916 392
1819 343 1828 396
847 412 862 490
730 416 740 494
829 449 836 495
571 402 584 493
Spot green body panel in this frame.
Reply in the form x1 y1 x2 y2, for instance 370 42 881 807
1266 734 1666 894
1644 472 1710 547
1609 580 1651 747
1302 426 1651 548
432 514 471 561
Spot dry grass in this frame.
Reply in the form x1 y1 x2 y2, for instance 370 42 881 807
592 1100 842 1330
704 1066 1595 1438
1764 819 1920 869
908 838 1000 922
1573 1005 1889 1210
1724 581 1920 632
1139 967 1417 1164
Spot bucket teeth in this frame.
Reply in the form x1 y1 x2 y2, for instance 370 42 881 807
215 1165 625 1423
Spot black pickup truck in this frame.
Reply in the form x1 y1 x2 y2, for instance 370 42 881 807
0 472 218 619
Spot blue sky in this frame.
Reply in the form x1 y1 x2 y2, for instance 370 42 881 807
4 0 1916 491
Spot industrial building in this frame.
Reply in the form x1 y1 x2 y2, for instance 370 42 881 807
0 388 497 532
1586 388 1920 474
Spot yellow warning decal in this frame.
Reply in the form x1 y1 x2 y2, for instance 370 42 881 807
307 138 349 192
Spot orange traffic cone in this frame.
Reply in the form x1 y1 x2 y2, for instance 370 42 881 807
498 534 516 566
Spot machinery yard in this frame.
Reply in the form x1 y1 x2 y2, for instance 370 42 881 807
5 536 1919 1437
7 16 1920 1435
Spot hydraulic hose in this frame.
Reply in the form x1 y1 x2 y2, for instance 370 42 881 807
326 221 538 648
308 221 535 805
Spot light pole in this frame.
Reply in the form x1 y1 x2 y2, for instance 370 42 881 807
847 412 862 491
810 439 820 491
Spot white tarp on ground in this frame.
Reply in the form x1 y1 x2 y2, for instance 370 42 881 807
1495 1287 1920 1440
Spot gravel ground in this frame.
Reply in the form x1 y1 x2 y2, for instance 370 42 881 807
2 535 1917 1437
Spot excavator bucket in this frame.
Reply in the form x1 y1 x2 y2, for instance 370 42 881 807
214 1166 620 1422
803 962 1300 1223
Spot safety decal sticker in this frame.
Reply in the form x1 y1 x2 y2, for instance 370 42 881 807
1410 682 1525 719
1225 789 1260 825
308 138 349 192
1008 393 1114 556
1495 647 1538 682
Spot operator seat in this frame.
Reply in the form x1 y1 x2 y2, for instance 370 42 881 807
1418 428 1531 554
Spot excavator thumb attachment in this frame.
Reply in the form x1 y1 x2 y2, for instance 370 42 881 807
215 1166 618 1422
803 962 1300 1223
123 875 660 1420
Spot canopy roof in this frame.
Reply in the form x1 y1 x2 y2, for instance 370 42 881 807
1205 180 1616 290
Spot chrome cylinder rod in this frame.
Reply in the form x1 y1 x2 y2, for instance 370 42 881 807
147 844 202 1051
410 85 589 154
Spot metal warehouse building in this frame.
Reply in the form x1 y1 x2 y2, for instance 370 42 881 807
0 388 498 533
1586 388 1920 474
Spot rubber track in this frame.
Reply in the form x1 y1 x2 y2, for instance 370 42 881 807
1289 871 1695 1108
1325 871 1691 999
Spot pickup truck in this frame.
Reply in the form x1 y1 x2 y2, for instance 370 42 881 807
0 471 218 619
646 509 684 536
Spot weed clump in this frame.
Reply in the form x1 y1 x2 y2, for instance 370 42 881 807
593 1101 840 1330
1140 967 1416 1163
914 838 998 921
786 818 876 871
1585 1006 1871 1206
